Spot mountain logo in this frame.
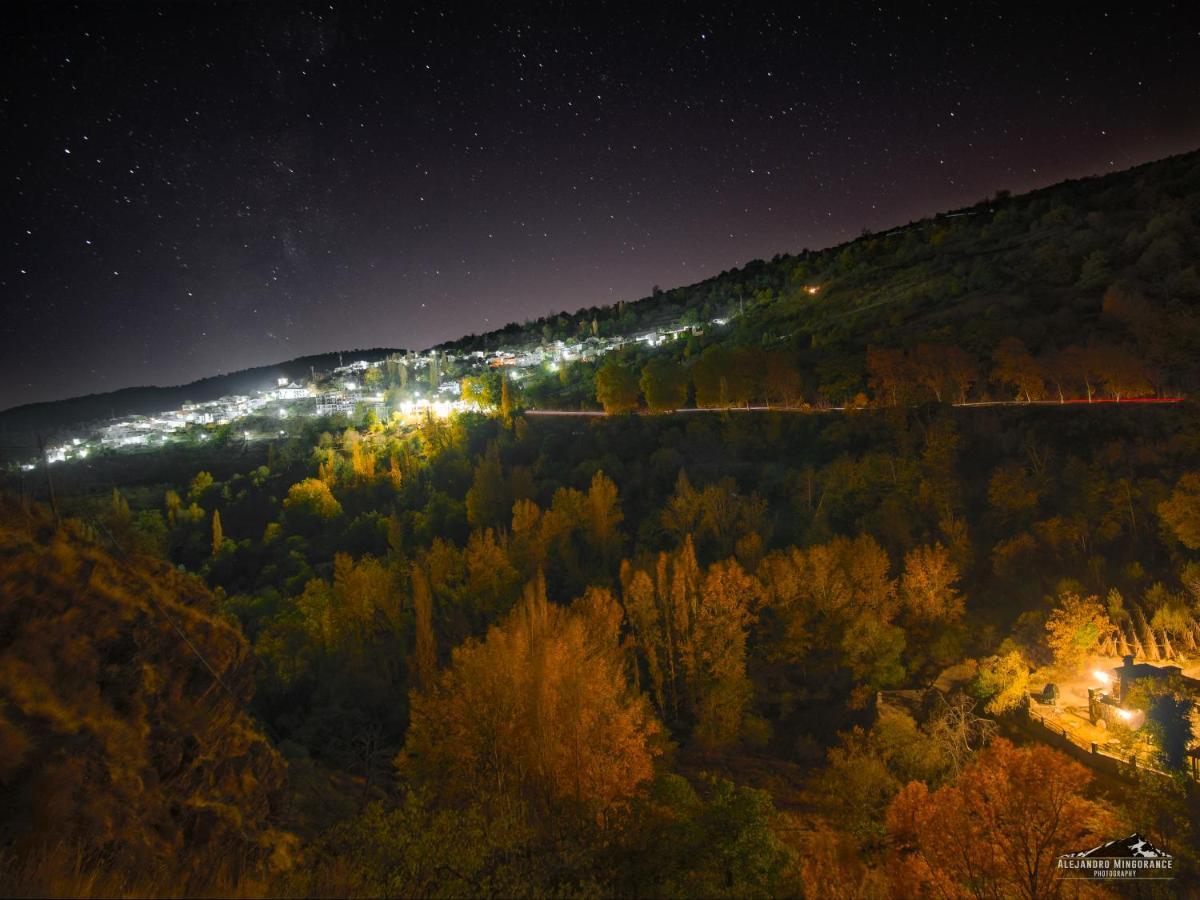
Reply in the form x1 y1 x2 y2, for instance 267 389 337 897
1057 834 1174 880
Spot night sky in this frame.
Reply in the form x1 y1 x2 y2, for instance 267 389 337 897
3 3 1198 410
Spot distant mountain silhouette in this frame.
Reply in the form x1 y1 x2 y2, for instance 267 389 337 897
1064 834 1171 859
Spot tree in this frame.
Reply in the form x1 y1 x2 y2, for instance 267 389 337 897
594 358 641 414
887 739 1112 900
188 470 214 503
412 565 436 691
724 347 759 408
865 347 911 406
691 559 759 750
900 543 963 625
640 358 688 412
465 444 508 530
499 374 514 421
1160 473 1200 550
210 508 223 557
941 346 979 404
284 477 343 520
621 563 666 715
583 470 624 565
976 649 1031 715
401 575 660 818
1057 344 1100 402
1076 249 1111 291
762 350 803 408
911 344 951 403
1093 343 1153 400
691 346 730 409
164 489 181 526
991 337 1045 402
460 375 489 408
1127 678 1196 771
1044 590 1114 668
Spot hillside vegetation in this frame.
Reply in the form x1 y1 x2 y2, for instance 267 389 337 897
0 498 292 894
453 148 1200 405
4 150 1200 895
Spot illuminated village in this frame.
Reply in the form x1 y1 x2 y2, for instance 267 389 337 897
24 316 723 470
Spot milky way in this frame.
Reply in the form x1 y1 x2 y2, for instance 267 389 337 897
3 2 1198 409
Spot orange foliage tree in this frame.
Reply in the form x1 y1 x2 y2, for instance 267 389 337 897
886 739 1112 900
401 574 660 819
900 543 964 626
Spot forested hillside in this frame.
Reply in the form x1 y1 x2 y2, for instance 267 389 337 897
451 148 1200 403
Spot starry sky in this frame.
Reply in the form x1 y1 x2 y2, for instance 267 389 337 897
3 2 1198 410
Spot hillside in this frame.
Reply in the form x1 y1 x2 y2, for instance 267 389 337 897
445 149 1200 395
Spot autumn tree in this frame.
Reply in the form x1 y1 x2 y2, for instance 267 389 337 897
941 345 979 404
991 337 1045 402
691 559 759 750
210 508 223 557
1094 343 1154 400
499 374 514 421
660 472 770 561
412 564 436 690
465 443 508 530
164 489 181 526
620 562 666 714
1159 473 1200 550
640 358 688 412
757 535 905 704
865 347 911 406
911 344 954 403
401 575 660 819
1044 590 1115 668
976 649 1031 715
762 350 804 408
619 536 703 723
0 502 289 887
283 477 343 522
462 527 521 624
594 357 641 414
899 543 963 625
723 347 759 407
887 739 1112 900
691 346 731 409
460 375 489 408
583 470 624 567
188 469 214 503
1056 343 1097 402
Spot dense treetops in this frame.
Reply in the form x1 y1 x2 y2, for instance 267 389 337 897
0 497 291 891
